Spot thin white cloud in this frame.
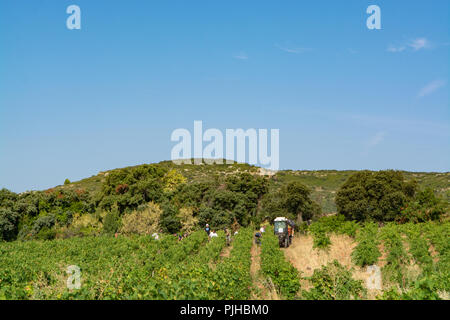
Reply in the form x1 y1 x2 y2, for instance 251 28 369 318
362 131 387 156
387 45 406 53
348 48 358 54
233 52 248 60
387 37 431 53
409 38 429 51
346 113 450 137
418 79 446 98
275 44 312 54
368 131 387 147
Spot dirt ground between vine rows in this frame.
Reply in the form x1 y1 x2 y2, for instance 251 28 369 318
219 244 232 258
250 242 279 300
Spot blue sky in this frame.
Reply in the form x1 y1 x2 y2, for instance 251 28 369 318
0 0 449 192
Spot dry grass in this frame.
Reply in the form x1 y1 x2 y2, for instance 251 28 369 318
283 234 386 299
283 234 357 277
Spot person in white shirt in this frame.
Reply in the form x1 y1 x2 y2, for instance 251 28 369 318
260 226 265 233
209 230 218 238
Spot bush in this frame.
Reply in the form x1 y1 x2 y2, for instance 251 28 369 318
69 213 102 237
309 215 359 250
377 277 442 300
352 222 381 267
380 223 410 288
0 208 20 241
177 207 198 234
102 211 122 235
401 223 433 273
301 260 366 300
309 223 331 249
120 202 161 235
336 170 416 222
98 164 167 213
35 227 56 240
260 182 321 223
31 214 56 237
315 215 359 237
397 188 447 223
159 202 181 234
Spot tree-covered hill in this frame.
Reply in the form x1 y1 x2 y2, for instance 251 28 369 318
1 160 448 242
55 160 450 214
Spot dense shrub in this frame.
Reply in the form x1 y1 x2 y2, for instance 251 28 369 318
401 223 433 272
309 215 359 249
0 208 20 241
177 207 198 234
102 211 122 235
97 164 168 213
397 188 447 223
380 223 410 288
309 223 331 249
159 201 182 234
378 277 442 300
352 222 381 267
301 260 366 300
260 181 321 223
31 214 56 236
336 170 416 222
69 213 102 237
120 202 161 235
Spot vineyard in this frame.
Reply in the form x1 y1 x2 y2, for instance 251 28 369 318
0 218 448 300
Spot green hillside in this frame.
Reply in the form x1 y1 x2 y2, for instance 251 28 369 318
56 161 450 214
1 160 449 300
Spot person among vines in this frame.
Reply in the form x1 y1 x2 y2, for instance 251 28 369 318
254 230 262 246
225 228 231 246
209 230 218 238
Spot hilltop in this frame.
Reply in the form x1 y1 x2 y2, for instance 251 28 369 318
55 160 450 214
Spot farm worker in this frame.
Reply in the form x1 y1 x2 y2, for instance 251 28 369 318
254 231 262 245
225 228 231 246
209 230 218 238
114 233 118 238
205 224 211 235
260 226 265 233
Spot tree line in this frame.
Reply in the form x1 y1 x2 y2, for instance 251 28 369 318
0 165 447 241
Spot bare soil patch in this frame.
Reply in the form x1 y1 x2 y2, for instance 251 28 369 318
250 243 279 300
283 234 384 299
